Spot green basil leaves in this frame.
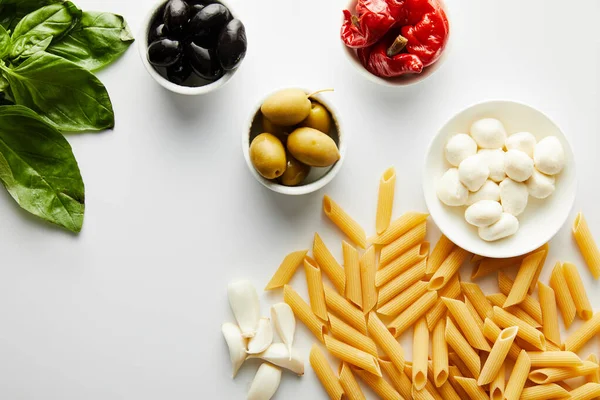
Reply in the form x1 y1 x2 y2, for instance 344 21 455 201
0 25 9 59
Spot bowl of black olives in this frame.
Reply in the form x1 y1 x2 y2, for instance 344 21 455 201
139 0 247 95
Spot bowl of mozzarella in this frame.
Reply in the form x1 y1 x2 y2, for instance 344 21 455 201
423 100 577 258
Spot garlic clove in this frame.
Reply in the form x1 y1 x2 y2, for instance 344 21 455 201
222 322 247 378
247 363 282 400
247 318 273 354
247 343 304 375
228 281 260 338
270 303 296 359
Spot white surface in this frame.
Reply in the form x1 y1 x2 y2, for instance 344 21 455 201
1 0 599 399
424 100 577 258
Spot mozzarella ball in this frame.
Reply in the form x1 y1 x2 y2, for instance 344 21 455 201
478 213 519 241
534 136 565 175
470 118 507 149
458 155 490 192
466 180 500 205
499 178 529 216
445 134 478 167
526 169 556 199
504 149 534 182
505 131 536 157
465 200 503 228
478 148 506 182
437 168 469 206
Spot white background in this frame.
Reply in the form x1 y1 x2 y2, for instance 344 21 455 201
1 0 599 398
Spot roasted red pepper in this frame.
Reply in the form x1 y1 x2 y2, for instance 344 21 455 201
341 0 396 48
358 31 423 78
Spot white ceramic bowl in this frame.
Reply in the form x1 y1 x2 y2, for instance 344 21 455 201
243 89 346 195
138 0 238 95
340 0 451 87
423 100 577 258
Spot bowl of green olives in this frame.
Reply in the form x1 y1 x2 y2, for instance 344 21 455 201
243 88 346 195
139 0 247 95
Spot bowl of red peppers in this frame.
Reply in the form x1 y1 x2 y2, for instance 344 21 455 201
341 0 450 85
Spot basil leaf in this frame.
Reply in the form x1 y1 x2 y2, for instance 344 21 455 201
0 105 84 232
0 1 65 31
0 24 9 58
48 11 134 71
0 51 114 132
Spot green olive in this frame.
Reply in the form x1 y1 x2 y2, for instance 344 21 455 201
301 101 332 133
260 88 311 126
287 127 340 167
249 133 287 179
279 155 311 186
262 114 290 143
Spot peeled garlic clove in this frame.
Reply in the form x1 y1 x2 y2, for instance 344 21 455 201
247 343 305 375
271 303 296 357
222 323 247 378
247 363 282 400
228 281 260 338
247 318 273 354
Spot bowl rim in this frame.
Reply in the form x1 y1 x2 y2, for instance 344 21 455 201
138 0 238 96
422 99 577 258
242 88 346 196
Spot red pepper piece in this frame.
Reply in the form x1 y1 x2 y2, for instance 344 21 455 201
358 31 423 78
341 0 396 49
386 0 438 25
401 7 449 66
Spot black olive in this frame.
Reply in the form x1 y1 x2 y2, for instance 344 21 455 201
185 42 223 80
216 19 247 70
148 39 182 67
163 0 191 34
166 57 193 85
187 4 231 38
191 4 204 13
148 23 168 44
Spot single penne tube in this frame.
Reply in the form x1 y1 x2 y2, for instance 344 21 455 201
338 362 366 400
478 326 519 385
329 313 377 357
453 377 488 400
498 271 542 324
447 366 470 400
283 285 327 342
444 317 480 379
380 357 412 400
360 246 377 314
314 233 346 294
520 383 570 400
412 317 429 390
378 258 427 306
504 350 531 400
537 281 561 345
569 382 600 400
304 256 328 321
549 262 576 328
324 335 382 376
528 351 582 367
486 293 541 328
426 274 461 330
371 212 429 245
368 312 405 375
352 367 403 400
460 281 492 321
489 363 505 400
310 344 345 400
562 262 594 320
528 243 549 294
442 297 491 351
464 297 484 332
323 284 367 334
586 353 600 384
342 241 362 308
482 317 522 361
379 222 427 267
265 250 308 290
504 250 545 308
528 361 599 384
428 246 470 291
573 212 600 279
491 306 546 350
427 361 460 400
388 291 438 338
563 311 600 352
426 234 454 275
432 318 448 387
323 195 366 248
375 166 396 235
376 242 430 287
471 256 523 280
377 280 429 317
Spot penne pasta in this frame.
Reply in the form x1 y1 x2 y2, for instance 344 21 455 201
372 212 429 245
427 235 454 275
328 313 377 357
444 317 480 379
563 262 593 320
376 242 430 287
529 243 549 294
549 262 577 328
342 241 362 308
304 256 328 321
482 317 522 361
447 366 470 400
563 311 600 353
368 312 405 375
314 233 346 294
486 293 541 328
338 362 366 400
432 318 449 387
544 341 561 352
323 335 382 376
491 306 546 350
427 361 460 400
323 195 367 248
489 364 505 400
471 256 522 280
378 258 427 306
504 350 531 400
528 361 599 384
520 383 570 400
498 271 543 325
376 167 396 235
426 274 462 331
412 386 437 400
460 282 492 321
453 377 488 400
380 357 412 400
428 246 470 291
478 326 518 385
379 222 427 267
586 353 600 384
573 212 600 280
528 351 582 367
541 278 565 343
504 250 545 308
569 382 600 400
442 297 490 351
352 367 403 400
463 297 484 332
284 285 327 342
388 291 438 337
413 317 429 390
360 246 377 314
265 250 308 290
323 284 367 334
448 352 473 379
377 280 429 317
423 377 444 400
555 381 573 392
310 344 345 400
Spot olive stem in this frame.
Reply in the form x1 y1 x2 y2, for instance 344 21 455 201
386 35 409 57
307 88 334 99
351 15 360 27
